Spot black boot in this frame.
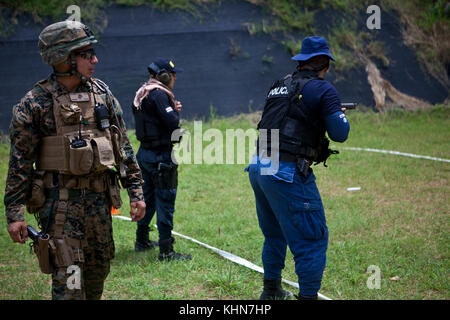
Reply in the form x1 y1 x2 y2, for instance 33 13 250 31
158 237 192 261
259 278 293 300
135 225 158 252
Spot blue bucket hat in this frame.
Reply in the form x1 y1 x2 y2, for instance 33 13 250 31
148 58 184 75
291 36 335 62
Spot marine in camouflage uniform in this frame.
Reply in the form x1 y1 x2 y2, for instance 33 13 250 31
4 21 145 300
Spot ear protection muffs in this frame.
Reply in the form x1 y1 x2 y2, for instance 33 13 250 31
53 52 89 83
148 62 171 86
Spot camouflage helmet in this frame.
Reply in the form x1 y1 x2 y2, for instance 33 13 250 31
38 21 97 66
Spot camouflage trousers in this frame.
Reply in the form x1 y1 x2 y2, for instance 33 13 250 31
37 189 115 300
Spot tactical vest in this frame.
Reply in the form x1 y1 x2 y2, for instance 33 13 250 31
257 70 330 163
133 86 176 150
27 79 122 271
36 79 118 178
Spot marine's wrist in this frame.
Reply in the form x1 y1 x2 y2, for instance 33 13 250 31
6 205 26 225
127 186 144 202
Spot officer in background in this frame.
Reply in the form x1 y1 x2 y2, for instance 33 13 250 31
247 36 350 300
4 21 145 300
132 58 191 261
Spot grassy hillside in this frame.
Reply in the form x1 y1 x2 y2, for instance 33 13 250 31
0 106 449 300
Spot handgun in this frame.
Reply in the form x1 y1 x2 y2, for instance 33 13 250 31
27 225 48 242
158 162 176 171
341 103 358 110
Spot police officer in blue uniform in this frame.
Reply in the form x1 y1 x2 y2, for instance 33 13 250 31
248 36 350 299
132 58 191 261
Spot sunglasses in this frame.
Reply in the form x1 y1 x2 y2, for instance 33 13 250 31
75 48 97 60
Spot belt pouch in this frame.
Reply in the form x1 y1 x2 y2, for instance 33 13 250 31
107 173 122 209
168 166 178 189
52 238 75 267
296 158 310 177
154 163 178 189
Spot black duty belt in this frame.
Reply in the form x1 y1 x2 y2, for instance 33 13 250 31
141 141 172 151
260 152 299 162
260 152 311 177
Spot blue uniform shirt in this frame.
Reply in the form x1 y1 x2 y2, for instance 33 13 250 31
302 79 350 142
142 89 179 132
248 75 350 175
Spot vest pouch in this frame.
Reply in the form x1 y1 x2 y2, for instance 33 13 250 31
25 170 46 214
69 140 94 175
280 116 301 138
91 137 115 172
133 107 146 141
38 136 70 172
60 104 82 125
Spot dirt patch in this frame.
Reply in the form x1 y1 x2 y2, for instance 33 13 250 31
365 58 433 111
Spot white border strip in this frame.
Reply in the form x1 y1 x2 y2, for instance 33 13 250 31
113 215 332 300
341 147 450 163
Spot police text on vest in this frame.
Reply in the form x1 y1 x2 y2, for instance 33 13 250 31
267 86 288 98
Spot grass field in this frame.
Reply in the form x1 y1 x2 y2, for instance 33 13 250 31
0 106 449 300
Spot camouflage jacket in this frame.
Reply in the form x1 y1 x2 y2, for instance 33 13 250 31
4 74 144 224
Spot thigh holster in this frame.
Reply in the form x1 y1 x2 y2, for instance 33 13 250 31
152 162 178 189
49 187 87 268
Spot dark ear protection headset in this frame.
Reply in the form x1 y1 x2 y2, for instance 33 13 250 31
148 62 171 86
297 58 330 73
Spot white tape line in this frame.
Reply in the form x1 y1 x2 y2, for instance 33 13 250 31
341 147 450 163
113 215 332 300
113 215 132 221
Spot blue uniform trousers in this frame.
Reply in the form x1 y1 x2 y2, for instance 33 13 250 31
247 157 328 296
136 148 177 241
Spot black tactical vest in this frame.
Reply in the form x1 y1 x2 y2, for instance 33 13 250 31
257 70 329 162
133 91 174 150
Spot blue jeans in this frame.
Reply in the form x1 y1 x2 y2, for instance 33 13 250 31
136 148 177 241
247 157 328 296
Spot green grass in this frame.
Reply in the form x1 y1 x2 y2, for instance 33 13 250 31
0 106 449 300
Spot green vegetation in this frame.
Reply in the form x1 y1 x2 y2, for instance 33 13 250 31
246 0 449 86
0 0 218 36
382 0 450 89
1 106 449 299
0 0 108 35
